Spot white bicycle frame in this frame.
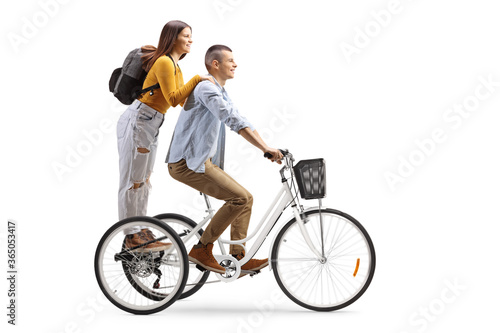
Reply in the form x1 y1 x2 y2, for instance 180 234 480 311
176 160 324 267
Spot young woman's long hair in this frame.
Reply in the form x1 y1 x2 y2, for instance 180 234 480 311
141 20 191 72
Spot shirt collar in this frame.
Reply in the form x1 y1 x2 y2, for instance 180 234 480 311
208 74 226 94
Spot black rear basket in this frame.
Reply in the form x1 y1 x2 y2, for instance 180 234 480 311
293 158 326 200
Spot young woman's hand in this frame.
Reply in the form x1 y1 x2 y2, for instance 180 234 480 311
200 75 216 85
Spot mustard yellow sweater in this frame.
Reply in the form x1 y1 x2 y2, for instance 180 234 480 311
139 55 201 114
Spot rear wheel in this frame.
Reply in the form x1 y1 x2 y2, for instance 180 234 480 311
95 216 188 314
155 214 210 299
271 209 375 311
154 213 210 299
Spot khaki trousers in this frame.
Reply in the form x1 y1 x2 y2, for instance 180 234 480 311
168 159 252 254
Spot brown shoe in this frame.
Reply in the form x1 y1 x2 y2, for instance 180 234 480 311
141 229 172 248
125 230 171 252
188 243 226 274
233 252 269 271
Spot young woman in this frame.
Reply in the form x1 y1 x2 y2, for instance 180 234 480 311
116 20 214 250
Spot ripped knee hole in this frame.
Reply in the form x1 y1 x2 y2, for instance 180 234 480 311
137 147 150 154
130 182 144 190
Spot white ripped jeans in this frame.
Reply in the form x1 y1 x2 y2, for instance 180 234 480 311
117 100 164 234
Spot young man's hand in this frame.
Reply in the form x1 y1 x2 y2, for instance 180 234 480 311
264 148 283 164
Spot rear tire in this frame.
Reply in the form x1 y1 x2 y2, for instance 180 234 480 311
94 216 188 314
154 213 210 299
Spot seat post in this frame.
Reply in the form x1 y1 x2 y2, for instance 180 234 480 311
202 193 212 211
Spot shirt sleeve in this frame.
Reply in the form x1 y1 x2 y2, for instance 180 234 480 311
153 57 201 107
197 82 255 133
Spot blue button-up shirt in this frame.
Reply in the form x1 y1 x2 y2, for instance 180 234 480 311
166 76 255 173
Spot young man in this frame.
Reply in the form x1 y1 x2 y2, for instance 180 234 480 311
166 45 283 274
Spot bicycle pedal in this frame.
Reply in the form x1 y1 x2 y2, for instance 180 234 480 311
240 269 260 277
195 264 207 272
250 270 261 277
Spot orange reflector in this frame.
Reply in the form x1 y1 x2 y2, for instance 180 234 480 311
353 258 360 277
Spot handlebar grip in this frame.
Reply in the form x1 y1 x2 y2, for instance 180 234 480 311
264 149 288 160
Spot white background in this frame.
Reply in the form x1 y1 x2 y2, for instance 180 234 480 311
1 0 499 332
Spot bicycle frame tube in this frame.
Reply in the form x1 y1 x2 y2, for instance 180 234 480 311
219 182 292 265
218 179 322 264
169 157 324 264
174 183 292 265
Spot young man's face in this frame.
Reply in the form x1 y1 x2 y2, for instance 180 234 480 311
217 50 237 80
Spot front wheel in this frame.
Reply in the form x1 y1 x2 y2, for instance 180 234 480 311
271 209 375 311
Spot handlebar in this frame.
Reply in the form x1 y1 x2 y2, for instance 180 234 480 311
263 152 273 159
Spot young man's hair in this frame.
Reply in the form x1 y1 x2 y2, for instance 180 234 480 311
205 44 232 71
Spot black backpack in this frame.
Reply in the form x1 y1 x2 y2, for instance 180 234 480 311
109 48 161 105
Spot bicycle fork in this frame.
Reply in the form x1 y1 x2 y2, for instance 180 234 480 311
285 186 325 261
291 206 325 261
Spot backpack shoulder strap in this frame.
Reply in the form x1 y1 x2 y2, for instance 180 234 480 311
166 53 177 75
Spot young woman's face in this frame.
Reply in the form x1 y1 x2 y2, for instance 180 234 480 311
174 27 193 54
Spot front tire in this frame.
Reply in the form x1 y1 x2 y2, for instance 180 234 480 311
271 209 375 311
